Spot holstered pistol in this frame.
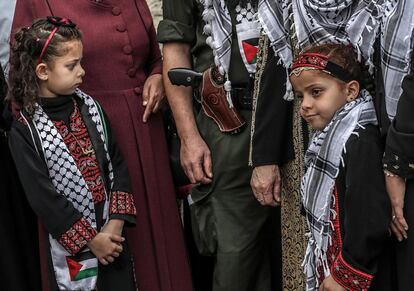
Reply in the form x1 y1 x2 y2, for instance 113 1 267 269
200 67 246 134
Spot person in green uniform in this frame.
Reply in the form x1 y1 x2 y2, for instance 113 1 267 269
158 1 288 290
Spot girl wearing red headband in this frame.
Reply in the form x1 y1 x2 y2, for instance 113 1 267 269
8 17 137 291
290 44 392 291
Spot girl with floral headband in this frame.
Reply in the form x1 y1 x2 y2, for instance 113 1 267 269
8 17 137 291
290 44 392 291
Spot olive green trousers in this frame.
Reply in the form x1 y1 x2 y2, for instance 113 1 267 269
189 110 276 291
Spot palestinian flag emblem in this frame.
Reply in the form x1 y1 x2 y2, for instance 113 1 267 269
66 251 98 281
241 38 259 65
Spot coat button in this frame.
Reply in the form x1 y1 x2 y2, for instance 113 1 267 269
116 23 127 32
112 7 121 16
123 45 132 55
128 68 137 77
134 87 142 95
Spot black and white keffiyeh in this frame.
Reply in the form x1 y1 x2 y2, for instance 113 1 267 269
381 0 414 119
258 0 386 101
20 89 113 290
258 0 414 112
300 89 377 290
201 0 261 106
259 0 384 67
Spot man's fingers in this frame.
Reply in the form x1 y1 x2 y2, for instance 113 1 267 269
263 192 277 206
112 251 120 258
183 164 196 184
256 193 266 205
191 161 206 183
203 151 213 179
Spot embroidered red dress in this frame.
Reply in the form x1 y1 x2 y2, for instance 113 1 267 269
12 1 193 290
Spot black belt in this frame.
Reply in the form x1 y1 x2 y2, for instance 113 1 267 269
232 87 252 110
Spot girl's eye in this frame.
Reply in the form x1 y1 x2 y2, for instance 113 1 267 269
312 89 322 97
295 94 303 99
67 64 75 70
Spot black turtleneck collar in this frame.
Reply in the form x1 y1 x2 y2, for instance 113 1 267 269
39 94 76 126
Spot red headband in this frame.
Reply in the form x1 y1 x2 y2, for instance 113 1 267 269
290 52 354 82
37 16 76 64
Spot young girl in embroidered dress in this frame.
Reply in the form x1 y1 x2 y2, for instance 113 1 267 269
290 44 392 291
8 17 137 291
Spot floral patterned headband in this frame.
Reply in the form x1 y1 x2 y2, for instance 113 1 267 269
289 52 354 82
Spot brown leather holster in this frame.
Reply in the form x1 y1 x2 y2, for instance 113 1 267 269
200 68 246 134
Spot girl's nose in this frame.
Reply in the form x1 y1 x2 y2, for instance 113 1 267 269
79 65 85 77
300 95 312 111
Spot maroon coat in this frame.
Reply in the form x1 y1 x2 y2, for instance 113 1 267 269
12 1 192 291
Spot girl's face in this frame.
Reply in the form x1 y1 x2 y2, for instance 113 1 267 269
37 40 85 97
290 70 356 130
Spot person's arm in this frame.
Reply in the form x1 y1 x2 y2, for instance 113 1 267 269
8 121 96 255
133 0 164 122
250 39 293 206
383 52 414 240
329 128 390 289
162 42 212 184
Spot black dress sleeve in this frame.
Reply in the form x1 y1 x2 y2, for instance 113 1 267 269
8 121 85 239
384 50 414 179
332 126 391 287
250 44 294 167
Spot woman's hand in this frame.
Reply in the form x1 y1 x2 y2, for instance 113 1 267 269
142 73 165 122
386 173 409 241
319 276 346 291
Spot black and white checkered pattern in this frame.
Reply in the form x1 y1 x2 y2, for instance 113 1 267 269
381 0 414 119
258 0 384 68
31 89 114 226
235 3 256 24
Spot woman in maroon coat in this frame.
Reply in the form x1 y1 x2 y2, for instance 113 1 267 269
11 1 192 291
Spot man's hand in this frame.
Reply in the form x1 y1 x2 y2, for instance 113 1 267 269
250 164 281 206
142 73 165 122
386 173 408 241
319 276 346 291
87 232 124 265
180 134 213 184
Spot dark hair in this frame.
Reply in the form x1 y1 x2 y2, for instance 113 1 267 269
8 17 82 116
